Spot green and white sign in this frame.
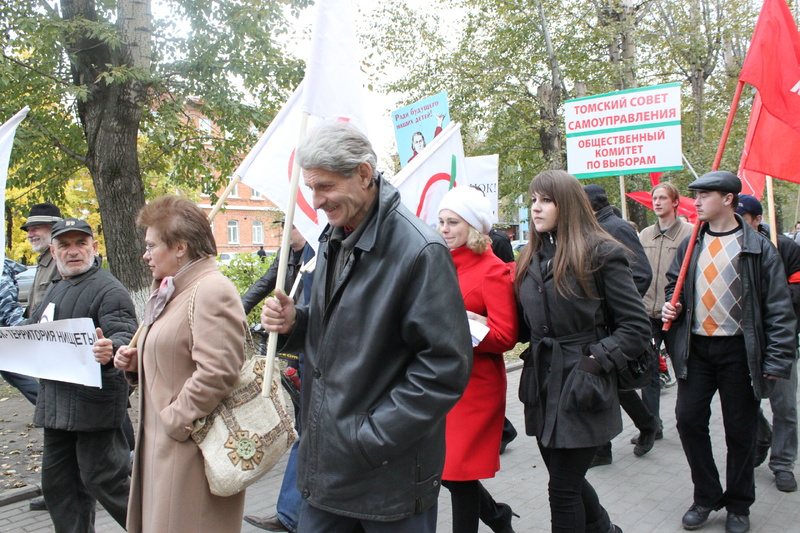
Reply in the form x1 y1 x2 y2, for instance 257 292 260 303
565 83 683 179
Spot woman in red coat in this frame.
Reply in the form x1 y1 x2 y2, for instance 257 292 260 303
437 186 519 533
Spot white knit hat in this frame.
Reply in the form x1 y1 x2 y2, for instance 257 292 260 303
437 186 493 234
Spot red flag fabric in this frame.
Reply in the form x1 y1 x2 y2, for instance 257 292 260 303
649 172 663 188
626 191 698 223
738 92 800 194
739 0 800 133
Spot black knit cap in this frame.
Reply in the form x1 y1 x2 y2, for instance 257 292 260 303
21 203 63 230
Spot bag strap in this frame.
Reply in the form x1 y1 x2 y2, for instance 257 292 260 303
189 276 275 380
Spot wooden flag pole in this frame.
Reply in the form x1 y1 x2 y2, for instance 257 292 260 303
664 80 745 331
766 175 778 247
619 175 628 220
263 111 310 397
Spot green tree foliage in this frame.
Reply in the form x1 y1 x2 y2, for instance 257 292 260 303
1 0 308 300
366 0 785 228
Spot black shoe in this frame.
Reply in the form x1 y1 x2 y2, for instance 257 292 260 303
681 503 721 530
725 512 750 533
754 441 771 467
775 471 798 492
589 453 612 468
29 497 47 511
243 515 290 532
630 429 663 444
500 427 518 455
489 502 519 533
634 428 657 457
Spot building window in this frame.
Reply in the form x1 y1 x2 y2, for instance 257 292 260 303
251 188 263 199
230 183 239 198
227 220 239 244
198 117 213 134
252 220 264 244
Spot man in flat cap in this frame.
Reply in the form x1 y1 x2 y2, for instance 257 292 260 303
662 171 796 533
22 202 63 318
736 194 800 493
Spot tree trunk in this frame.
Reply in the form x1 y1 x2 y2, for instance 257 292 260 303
536 0 565 169
61 0 152 307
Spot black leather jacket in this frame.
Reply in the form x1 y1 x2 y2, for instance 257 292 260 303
282 177 472 520
664 216 796 399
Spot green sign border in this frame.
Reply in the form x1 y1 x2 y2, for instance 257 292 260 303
566 82 682 104
574 165 684 179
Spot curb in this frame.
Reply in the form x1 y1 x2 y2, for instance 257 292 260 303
506 360 523 373
0 483 41 508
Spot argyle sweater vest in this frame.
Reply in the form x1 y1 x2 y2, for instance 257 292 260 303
692 227 744 336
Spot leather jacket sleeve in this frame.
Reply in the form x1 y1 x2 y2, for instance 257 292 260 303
758 244 797 379
588 243 651 373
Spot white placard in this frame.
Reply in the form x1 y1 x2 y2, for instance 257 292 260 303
565 83 683 178
0 318 102 388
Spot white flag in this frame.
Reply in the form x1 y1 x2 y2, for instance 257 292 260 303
393 122 467 228
239 0 366 248
0 107 30 257
465 155 500 224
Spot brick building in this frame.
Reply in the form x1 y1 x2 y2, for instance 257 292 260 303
198 183 284 256
185 98 287 257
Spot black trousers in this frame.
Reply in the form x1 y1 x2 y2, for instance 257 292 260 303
442 479 510 533
538 443 613 533
676 335 759 515
42 427 131 533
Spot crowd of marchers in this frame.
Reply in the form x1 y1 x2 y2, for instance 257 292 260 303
0 122 797 533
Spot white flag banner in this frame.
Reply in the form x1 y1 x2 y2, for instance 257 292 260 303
303 0 366 132
392 122 467 228
239 0 367 248
0 318 102 388
0 107 30 257
465 155 499 224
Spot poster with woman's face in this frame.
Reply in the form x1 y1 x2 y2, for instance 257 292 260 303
392 92 450 168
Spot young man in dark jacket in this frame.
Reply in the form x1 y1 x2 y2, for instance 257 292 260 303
30 218 137 532
663 172 796 533
262 122 471 532
735 194 800 493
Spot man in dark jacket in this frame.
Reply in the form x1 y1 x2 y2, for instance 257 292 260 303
584 184 659 465
262 122 472 532
30 218 137 532
736 194 800 493
663 172 796 533
241 223 314 315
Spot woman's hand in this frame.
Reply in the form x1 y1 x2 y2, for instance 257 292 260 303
262 289 297 335
114 344 139 372
466 311 488 326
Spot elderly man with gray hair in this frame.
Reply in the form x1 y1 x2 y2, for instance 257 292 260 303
262 122 472 532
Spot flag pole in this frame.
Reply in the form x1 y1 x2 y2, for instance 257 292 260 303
664 80 745 331
766 175 779 247
619 175 628 220
263 111 310 397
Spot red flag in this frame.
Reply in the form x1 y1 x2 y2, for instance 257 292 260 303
738 92 800 193
739 0 800 133
626 191 698 223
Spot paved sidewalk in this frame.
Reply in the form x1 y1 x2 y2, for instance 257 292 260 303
2 366 799 532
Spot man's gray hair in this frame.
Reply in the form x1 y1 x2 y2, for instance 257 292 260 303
297 122 379 180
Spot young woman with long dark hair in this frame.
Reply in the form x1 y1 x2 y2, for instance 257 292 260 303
515 171 650 533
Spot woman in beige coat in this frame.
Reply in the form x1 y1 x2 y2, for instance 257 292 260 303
115 196 247 532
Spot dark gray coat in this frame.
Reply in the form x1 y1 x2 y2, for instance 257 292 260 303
664 216 796 399
517 236 650 448
31 261 137 432
282 177 472 521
